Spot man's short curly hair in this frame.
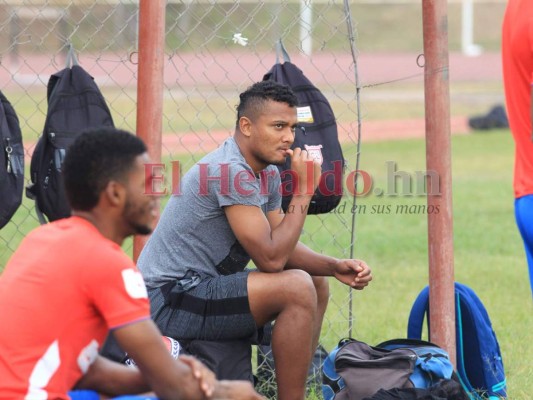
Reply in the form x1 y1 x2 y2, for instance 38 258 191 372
63 127 147 211
236 81 298 127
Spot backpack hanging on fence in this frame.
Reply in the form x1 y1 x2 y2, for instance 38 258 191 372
322 338 457 400
0 91 24 229
26 45 115 223
263 39 345 214
407 282 507 399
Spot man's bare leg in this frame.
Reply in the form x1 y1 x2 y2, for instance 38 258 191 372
248 269 317 400
311 276 329 352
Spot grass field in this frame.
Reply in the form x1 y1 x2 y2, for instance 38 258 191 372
0 2 506 55
303 130 533 399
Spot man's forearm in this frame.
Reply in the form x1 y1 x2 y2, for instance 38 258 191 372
74 355 150 396
285 241 338 276
259 195 314 271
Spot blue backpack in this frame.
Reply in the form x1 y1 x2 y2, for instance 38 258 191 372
407 282 507 399
377 338 455 389
322 338 455 400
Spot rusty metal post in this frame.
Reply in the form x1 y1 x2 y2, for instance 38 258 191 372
133 0 165 262
422 0 456 366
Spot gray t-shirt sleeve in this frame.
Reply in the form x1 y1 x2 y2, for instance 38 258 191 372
204 162 282 211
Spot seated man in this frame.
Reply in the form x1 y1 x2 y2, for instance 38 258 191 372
0 128 261 400
137 81 373 400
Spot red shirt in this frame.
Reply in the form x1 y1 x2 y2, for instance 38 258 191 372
0 217 150 399
502 0 533 198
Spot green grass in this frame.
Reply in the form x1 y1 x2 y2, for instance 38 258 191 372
301 131 532 399
0 2 506 55
350 2 505 53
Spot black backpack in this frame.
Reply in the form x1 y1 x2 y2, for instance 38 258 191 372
0 91 24 229
263 40 345 214
26 47 114 223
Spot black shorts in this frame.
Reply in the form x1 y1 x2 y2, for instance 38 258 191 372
148 270 261 341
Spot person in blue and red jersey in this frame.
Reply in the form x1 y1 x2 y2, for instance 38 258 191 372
502 0 533 298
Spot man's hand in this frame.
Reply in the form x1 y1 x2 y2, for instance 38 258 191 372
287 147 322 197
212 380 265 400
178 354 217 398
333 259 372 289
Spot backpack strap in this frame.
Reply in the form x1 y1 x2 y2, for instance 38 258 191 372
275 39 291 65
0 93 10 139
34 205 48 225
453 284 472 394
407 285 430 340
46 45 77 103
25 180 49 225
65 43 79 68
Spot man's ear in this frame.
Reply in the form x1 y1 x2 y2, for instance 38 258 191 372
238 116 252 138
104 180 126 207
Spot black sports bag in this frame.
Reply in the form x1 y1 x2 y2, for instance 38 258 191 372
263 40 345 214
26 46 114 223
0 90 24 229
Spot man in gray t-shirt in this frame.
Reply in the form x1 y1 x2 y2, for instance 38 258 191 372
137 81 372 400
139 137 281 286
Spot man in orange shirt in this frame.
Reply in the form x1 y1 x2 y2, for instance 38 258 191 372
0 128 262 399
502 0 533 298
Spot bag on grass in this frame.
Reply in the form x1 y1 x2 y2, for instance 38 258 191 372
263 39 345 214
0 90 24 229
407 282 507 399
361 378 468 400
322 338 455 400
26 46 114 223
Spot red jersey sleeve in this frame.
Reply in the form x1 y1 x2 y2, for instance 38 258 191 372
81 243 150 329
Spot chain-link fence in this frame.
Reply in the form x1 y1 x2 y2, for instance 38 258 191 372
0 0 506 398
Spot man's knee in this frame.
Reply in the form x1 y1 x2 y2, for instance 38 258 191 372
279 269 317 308
248 269 317 325
252 269 316 306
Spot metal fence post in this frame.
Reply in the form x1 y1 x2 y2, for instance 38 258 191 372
422 0 457 366
133 0 166 262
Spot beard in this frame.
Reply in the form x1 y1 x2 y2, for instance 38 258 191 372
254 149 288 167
130 222 153 236
123 199 154 236
269 157 288 166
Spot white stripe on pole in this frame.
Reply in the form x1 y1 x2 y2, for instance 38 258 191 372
300 0 313 56
461 0 483 56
